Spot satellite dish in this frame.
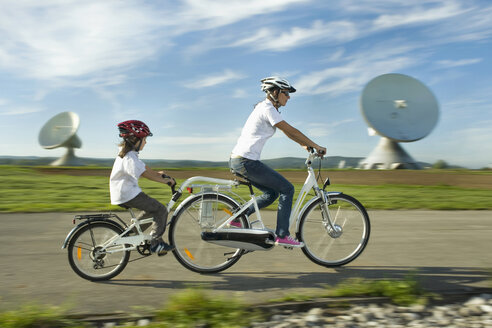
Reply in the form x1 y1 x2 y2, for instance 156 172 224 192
358 73 439 169
38 111 83 166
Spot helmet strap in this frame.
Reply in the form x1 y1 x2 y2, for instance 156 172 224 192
267 90 280 109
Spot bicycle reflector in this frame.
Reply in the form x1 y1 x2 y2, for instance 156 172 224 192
184 248 195 260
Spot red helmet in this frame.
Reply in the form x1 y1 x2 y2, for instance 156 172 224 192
117 120 153 138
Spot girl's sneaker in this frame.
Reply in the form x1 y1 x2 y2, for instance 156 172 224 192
151 241 175 256
275 235 304 248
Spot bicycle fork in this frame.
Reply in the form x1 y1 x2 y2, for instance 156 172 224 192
316 188 343 238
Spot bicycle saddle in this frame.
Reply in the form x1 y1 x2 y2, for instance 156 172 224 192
230 168 252 185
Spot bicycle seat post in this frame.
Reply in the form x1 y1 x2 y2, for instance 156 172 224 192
127 208 136 219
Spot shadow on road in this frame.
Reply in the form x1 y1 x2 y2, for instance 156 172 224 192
101 266 491 294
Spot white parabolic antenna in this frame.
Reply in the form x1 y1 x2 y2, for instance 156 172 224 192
359 73 439 169
38 111 83 166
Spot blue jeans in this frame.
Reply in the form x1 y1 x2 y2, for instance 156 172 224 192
229 157 294 238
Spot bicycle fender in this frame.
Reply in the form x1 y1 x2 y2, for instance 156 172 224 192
295 191 342 232
169 192 241 224
61 218 124 249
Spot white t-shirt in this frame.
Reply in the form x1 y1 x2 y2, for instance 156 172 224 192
231 99 284 160
109 150 146 205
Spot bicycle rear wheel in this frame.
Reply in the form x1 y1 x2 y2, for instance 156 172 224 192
169 193 249 274
67 222 130 281
298 193 370 267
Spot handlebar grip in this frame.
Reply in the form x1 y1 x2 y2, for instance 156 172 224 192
161 174 176 193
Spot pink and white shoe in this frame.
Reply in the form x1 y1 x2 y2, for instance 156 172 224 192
228 220 242 228
274 235 304 248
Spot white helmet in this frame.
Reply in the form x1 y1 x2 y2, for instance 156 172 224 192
260 76 296 93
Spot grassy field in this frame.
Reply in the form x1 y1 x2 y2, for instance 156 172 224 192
0 165 491 213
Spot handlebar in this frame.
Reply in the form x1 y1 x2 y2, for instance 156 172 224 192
307 147 325 157
161 174 176 194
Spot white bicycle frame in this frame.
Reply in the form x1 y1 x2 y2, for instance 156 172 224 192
97 212 154 254
98 151 339 254
170 151 338 235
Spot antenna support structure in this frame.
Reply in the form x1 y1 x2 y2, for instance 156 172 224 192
38 111 84 166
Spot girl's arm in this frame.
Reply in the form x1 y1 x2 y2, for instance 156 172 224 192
141 165 176 186
275 121 327 155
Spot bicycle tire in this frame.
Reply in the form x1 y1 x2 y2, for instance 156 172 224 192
298 193 370 267
169 193 249 274
67 221 130 281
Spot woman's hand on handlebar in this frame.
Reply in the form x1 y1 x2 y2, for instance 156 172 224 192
305 146 326 158
316 146 327 158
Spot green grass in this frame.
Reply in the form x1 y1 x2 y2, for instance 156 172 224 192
0 277 436 327
270 274 435 306
1 166 491 212
327 276 434 306
152 289 262 328
0 304 88 328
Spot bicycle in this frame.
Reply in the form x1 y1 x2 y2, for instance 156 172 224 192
62 149 370 280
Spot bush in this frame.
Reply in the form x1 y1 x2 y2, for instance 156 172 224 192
0 304 87 328
153 289 262 328
433 160 449 169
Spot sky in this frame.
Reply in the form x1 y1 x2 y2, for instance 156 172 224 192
0 0 491 169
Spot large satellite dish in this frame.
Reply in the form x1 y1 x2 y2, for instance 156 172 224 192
358 73 439 169
38 111 83 166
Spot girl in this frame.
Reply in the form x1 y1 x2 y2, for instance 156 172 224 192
230 77 326 247
110 120 175 256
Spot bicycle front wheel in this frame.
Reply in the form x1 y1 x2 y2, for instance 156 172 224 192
67 222 130 281
298 193 370 267
169 193 249 274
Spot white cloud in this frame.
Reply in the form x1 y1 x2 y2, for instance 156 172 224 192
372 1 468 30
295 42 420 96
437 58 482 68
307 119 356 137
0 106 43 116
231 20 360 52
175 0 308 32
0 1 166 82
184 70 245 89
232 89 248 98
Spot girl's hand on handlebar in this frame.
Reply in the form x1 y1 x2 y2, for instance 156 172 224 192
160 172 176 187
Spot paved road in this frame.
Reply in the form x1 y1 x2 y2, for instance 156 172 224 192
0 210 491 315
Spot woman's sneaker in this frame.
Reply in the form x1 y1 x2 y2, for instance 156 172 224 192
275 235 304 248
228 219 242 228
151 241 175 256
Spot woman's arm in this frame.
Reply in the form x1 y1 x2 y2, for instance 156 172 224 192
275 120 327 155
141 165 175 186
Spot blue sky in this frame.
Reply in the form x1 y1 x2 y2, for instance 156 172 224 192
0 0 491 168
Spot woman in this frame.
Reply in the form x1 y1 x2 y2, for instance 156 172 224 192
230 77 326 247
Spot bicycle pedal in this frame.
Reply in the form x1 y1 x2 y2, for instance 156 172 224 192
283 246 294 250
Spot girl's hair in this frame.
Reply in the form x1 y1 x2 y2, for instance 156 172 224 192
118 136 139 158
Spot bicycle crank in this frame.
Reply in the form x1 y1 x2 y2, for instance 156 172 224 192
137 241 152 256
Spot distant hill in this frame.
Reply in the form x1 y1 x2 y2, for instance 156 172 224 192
0 155 365 169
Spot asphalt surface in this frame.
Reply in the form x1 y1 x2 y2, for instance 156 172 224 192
0 210 491 315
